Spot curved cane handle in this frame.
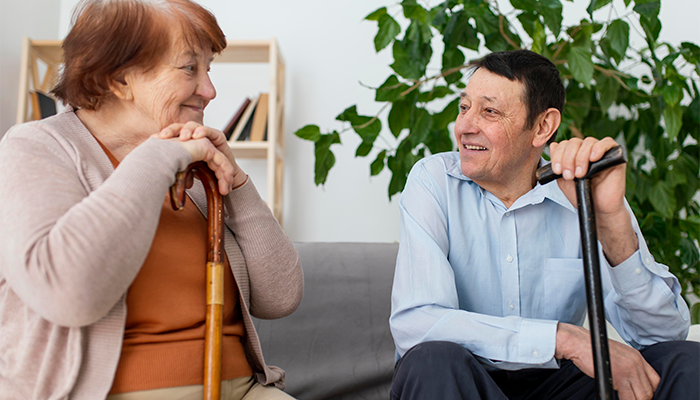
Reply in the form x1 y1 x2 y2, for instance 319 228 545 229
536 145 627 185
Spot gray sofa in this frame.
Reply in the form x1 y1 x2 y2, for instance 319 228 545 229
254 242 398 400
254 242 700 400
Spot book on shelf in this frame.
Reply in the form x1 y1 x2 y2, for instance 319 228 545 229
230 94 259 142
222 97 251 140
30 90 57 120
249 93 269 142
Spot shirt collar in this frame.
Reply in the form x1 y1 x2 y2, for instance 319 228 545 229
445 155 576 213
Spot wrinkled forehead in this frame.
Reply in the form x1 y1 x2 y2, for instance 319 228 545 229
463 67 526 109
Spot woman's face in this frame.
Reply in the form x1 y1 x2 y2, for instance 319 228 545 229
125 41 216 132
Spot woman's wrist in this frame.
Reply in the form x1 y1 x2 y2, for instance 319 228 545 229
232 172 248 190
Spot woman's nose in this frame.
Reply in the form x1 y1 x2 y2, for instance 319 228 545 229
196 71 216 101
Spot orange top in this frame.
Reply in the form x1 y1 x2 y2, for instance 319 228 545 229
98 144 252 395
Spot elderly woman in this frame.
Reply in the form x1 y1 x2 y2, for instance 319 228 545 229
0 0 303 399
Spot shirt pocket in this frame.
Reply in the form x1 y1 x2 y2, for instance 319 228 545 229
542 258 587 324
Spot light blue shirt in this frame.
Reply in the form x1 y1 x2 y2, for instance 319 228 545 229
390 152 690 371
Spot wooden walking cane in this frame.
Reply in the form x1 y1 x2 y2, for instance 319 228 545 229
536 145 627 400
170 161 224 400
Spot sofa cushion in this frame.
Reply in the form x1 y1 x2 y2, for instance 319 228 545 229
254 242 398 399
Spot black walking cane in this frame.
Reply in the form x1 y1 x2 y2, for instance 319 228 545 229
536 145 627 400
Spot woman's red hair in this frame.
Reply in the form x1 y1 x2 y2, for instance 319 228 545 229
52 0 226 111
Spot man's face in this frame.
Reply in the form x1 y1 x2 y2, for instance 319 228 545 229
454 68 538 189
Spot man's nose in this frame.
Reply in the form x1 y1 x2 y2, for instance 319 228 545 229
455 109 478 135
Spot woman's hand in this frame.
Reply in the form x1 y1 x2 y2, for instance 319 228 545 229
156 122 248 194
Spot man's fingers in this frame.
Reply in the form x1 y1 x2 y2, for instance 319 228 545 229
573 137 597 178
589 137 618 162
644 361 660 392
560 138 583 180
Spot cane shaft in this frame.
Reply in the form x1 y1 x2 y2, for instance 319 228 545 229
171 162 224 400
576 178 613 400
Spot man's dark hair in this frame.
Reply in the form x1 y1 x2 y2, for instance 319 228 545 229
469 50 565 144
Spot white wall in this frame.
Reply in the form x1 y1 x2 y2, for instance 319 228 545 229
0 0 61 137
5 0 700 243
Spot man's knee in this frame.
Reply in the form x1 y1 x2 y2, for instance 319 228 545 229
392 341 496 400
396 341 476 378
642 340 700 389
642 340 699 366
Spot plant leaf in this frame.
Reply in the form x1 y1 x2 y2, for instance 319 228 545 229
356 141 374 157
663 104 683 141
537 0 563 36
691 302 700 325
390 22 433 80
633 1 660 20
596 74 619 114
375 14 401 52
510 0 535 12
606 19 629 59
376 75 410 102
370 150 387 176
517 12 539 39
365 7 387 21
681 237 700 270
649 180 676 218
313 132 341 185
568 46 595 88
389 100 411 138
295 124 321 141
433 97 460 130
662 85 683 106
409 108 434 144
442 47 465 84
425 129 454 154
587 0 612 16
418 86 454 102
402 0 428 21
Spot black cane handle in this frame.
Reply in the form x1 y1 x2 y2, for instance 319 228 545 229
536 145 627 185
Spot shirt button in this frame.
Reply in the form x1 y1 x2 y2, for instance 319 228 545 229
644 256 651 265
507 255 514 263
533 349 540 357
635 268 642 275
509 302 515 310
505 212 511 217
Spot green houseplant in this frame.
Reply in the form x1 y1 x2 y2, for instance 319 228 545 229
294 0 700 322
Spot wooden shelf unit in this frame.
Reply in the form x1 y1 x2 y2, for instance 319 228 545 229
16 38 286 224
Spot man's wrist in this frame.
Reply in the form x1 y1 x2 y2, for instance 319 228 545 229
597 209 639 266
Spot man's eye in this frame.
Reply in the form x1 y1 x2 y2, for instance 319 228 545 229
183 65 195 72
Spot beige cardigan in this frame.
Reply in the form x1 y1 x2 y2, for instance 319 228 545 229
0 108 303 400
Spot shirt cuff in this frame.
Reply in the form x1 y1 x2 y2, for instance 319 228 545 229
517 318 559 366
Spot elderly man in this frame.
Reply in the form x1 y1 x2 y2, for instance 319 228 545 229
389 50 698 400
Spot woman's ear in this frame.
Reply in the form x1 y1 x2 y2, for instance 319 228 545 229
109 72 134 101
532 108 561 148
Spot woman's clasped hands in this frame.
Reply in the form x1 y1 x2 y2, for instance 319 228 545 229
156 121 247 195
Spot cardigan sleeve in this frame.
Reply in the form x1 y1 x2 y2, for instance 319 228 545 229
0 122 192 327
222 179 303 319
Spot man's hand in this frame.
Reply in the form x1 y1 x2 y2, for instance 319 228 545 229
549 137 638 265
556 323 659 400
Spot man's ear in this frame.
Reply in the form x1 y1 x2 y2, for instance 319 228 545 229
532 108 561 148
108 72 134 101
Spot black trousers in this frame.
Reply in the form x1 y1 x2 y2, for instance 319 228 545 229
391 340 700 400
